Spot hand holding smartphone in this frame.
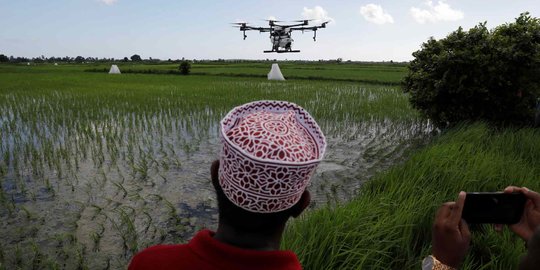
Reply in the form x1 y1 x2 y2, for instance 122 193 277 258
462 192 527 224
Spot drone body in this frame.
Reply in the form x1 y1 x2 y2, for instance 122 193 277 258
232 20 329 53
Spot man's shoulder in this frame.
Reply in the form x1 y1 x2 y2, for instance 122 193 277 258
136 243 189 256
128 243 192 269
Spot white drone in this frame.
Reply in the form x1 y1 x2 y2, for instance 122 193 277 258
232 19 330 53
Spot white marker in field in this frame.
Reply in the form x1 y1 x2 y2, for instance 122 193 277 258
109 65 121 74
268 63 285 81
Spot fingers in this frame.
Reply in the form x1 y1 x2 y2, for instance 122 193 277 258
524 189 540 208
436 202 454 221
436 192 466 226
450 191 466 226
505 186 540 208
460 219 471 240
504 186 523 193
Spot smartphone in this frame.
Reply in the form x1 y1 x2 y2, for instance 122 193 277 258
462 192 527 224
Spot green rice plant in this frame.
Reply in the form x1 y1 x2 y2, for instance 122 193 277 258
0 161 6 178
17 175 27 196
0 241 4 265
111 207 139 255
75 244 88 270
30 240 44 269
142 211 153 234
42 258 60 270
163 198 178 221
19 205 33 220
3 197 15 217
89 204 104 220
90 223 105 252
111 181 128 198
14 244 22 268
44 177 55 197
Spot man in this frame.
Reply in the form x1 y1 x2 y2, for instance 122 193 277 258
129 100 326 270
426 186 540 270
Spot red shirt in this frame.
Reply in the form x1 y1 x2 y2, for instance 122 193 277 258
128 230 302 270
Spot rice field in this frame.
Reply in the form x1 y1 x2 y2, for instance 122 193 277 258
0 63 431 269
85 61 407 84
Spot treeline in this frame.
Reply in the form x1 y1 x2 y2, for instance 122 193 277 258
0 54 189 64
0 54 117 63
0 53 408 65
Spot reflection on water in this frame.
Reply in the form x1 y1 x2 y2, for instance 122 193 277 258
0 89 433 269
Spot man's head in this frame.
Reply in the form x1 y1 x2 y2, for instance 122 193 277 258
211 160 310 233
214 100 326 232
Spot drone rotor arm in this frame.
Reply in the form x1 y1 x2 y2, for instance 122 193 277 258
289 26 316 31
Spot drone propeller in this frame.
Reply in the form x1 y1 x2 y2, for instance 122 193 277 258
293 19 314 22
230 22 248 27
264 19 284 22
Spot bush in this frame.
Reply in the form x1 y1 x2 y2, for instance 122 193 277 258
403 13 540 128
179 61 191 75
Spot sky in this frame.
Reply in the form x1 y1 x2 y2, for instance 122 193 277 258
1 0 539 61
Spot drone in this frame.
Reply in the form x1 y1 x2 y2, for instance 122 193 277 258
232 19 329 53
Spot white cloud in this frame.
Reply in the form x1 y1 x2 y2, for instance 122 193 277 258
99 0 118 5
360 4 394 25
301 6 334 24
410 1 464 24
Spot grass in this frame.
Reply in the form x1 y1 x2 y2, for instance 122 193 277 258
283 123 540 270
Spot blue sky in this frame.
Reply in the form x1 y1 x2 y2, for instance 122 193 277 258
1 0 539 61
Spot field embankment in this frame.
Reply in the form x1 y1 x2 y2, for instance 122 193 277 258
283 123 540 269
83 61 406 85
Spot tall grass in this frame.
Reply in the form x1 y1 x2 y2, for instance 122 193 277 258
283 123 540 269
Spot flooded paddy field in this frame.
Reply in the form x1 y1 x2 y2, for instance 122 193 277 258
0 65 432 269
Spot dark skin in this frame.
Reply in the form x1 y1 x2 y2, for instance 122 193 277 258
433 187 540 269
432 191 471 268
210 160 311 251
496 186 540 241
519 227 540 270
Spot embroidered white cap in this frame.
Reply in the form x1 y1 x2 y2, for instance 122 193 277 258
219 100 326 213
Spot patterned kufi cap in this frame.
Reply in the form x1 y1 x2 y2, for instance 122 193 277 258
219 100 326 213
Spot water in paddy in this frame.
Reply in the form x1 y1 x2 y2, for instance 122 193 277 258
0 89 433 269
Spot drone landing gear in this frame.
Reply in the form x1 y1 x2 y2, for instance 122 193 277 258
263 49 301 53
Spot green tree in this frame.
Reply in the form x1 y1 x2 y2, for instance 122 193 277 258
402 12 540 127
0 54 9 62
130 54 142 61
179 61 191 75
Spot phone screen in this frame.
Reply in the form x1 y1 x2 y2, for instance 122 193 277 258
462 192 527 224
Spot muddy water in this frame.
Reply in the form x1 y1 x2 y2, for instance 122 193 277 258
0 115 433 269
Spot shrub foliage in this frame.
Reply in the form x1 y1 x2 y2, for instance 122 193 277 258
179 61 191 75
403 13 540 127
